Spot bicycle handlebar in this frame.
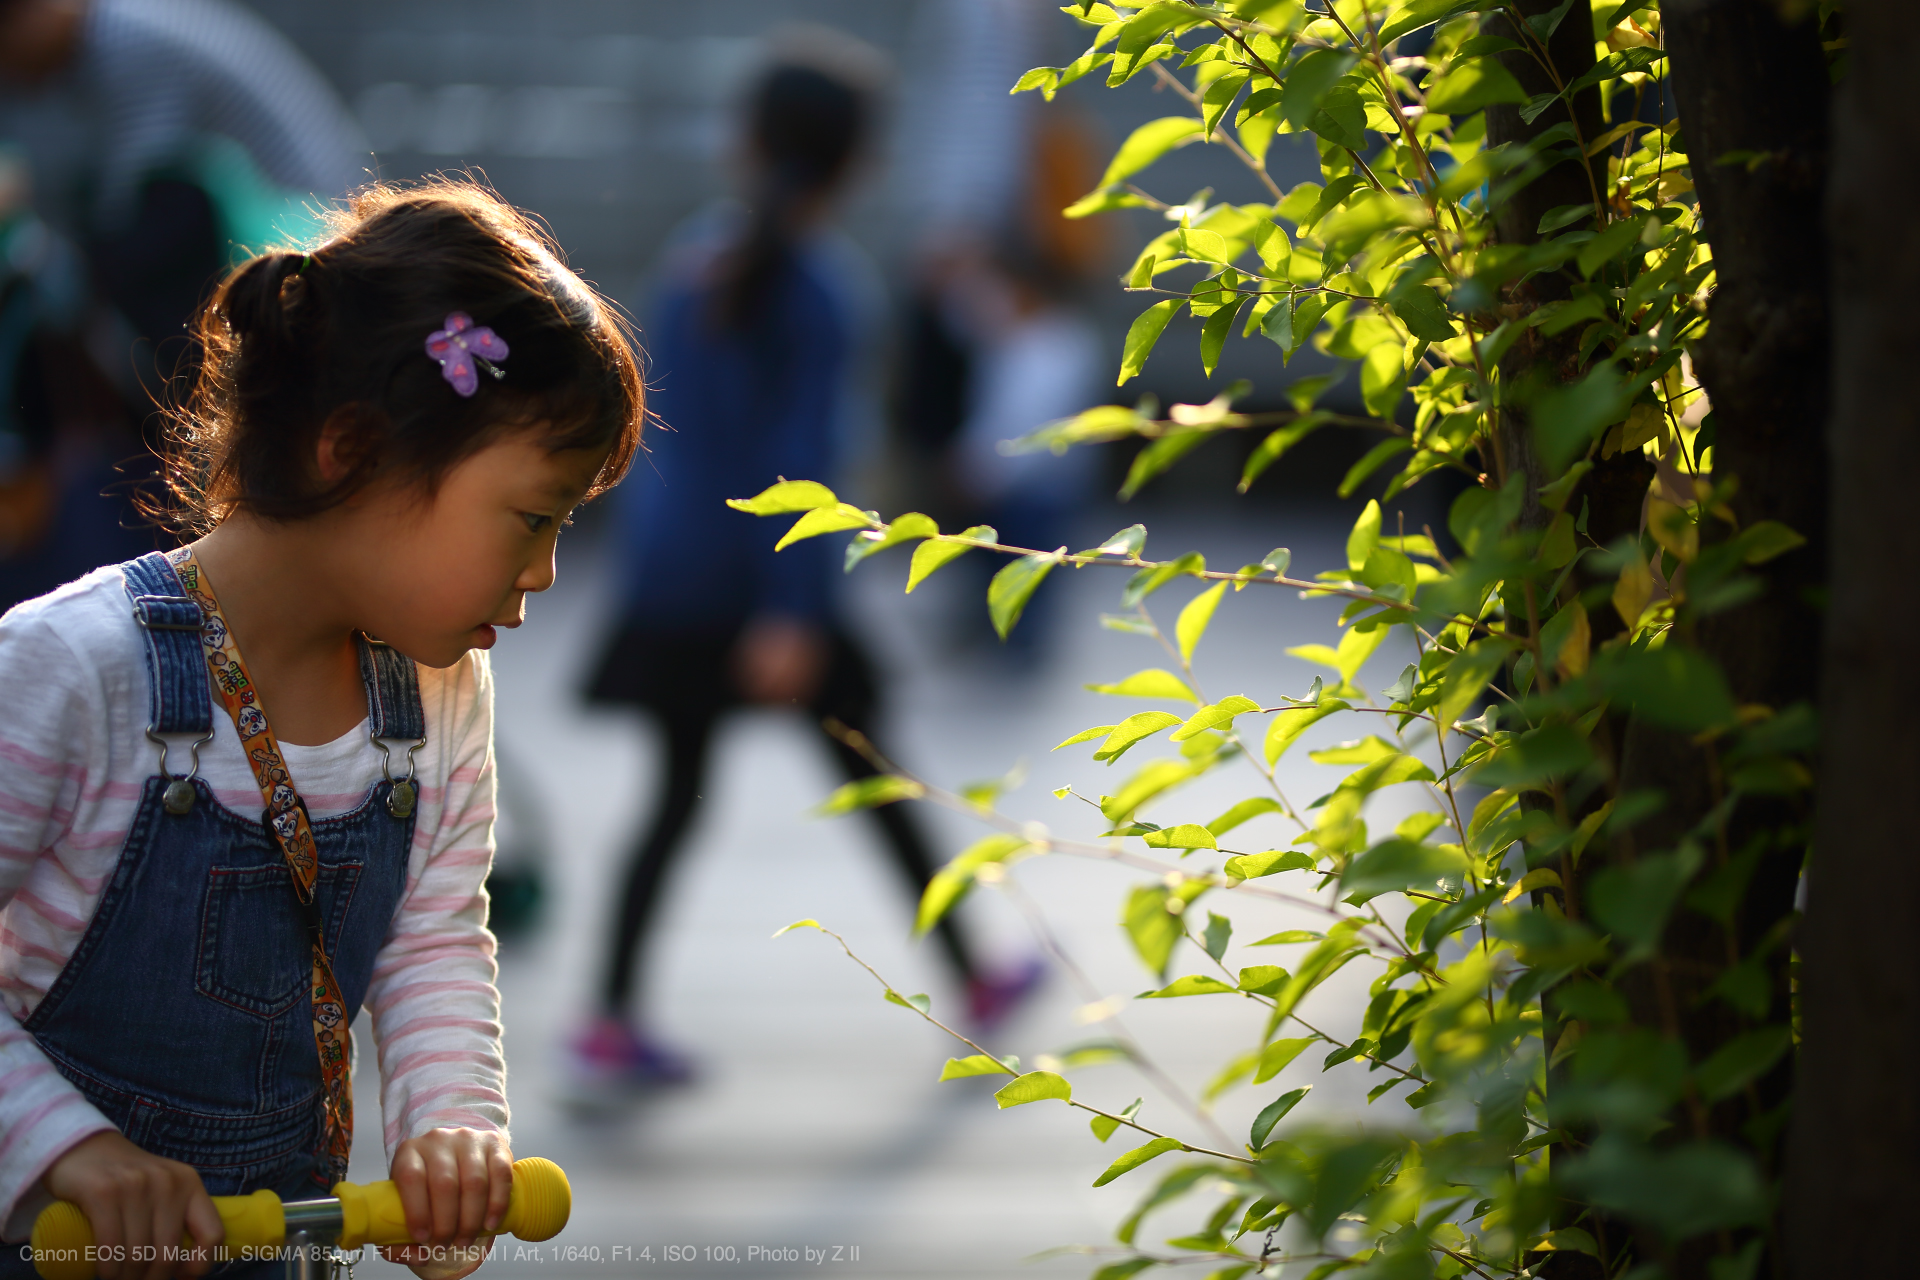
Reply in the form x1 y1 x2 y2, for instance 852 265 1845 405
30 1157 570 1280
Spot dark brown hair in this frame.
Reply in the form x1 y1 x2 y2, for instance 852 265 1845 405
157 177 644 531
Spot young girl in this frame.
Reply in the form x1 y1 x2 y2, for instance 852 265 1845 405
0 180 643 1278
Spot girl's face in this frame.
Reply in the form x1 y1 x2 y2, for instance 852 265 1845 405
338 431 609 668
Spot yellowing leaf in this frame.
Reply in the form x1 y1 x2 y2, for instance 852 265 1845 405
1503 867 1564 904
1613 546 1655 629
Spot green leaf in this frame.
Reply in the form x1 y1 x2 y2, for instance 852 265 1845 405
1338 438 1412 499
1287 624 1389 688
1733 519 1807 565
1249 1087 1311 1148
774 502 874 550
1142 824 1219 850
1172 694 1262 742
1225 849 1317 880
1140 974 1239 998
1379 0 1480 42
1085 523 1149 559
1307 87 1368 150
1308 736 1397 766
1123 551 1206 606
1208 796 1285 835
1564 1137 1769 1240
1091 1260 1158 1280
1090 1097 1143 1144
1239 414 1330 492
1201 295 1248 377
813 774 926 816
1425 58 1529 114
1473 722 1594 792
1093 1137 1183 1187
1252 1037 1315 1085
1098 116 1206 190
906 525 996 592
1095 711 1187 763
1120 299 1180 386
1056 723 1120 751
993 1070 1072 1109
1693 1026 1793 1103
1281 50 1359 128
1346 499 1383 571
1120 429 1209 498
1598 644 1738 732
1341 839 1471 897
845 511 939 571
1087 668 1201 702
1237 964 1287 995
1176 583 1228 663
1122 883 1190 975
1577 213 1650 278
727 479 837 515
1203 911 1233 961
1385 283 1457 341
916 833 1030 934
989 552 1060 639
939 1054 1015 1081
1265 699 1350 765
1531 361 1633 472
1435 640 1511 730
1359 344 1406 422
1587 844 1704 960
885 989 931 1015
1249 929 1324 946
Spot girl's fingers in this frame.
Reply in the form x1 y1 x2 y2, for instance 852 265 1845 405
425 1140 462 1244
179 1176 224 1278
483 1141 514 1235
456 1137 491 1246
392 1145 433 1244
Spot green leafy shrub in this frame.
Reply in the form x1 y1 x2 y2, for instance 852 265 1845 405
746 2 1826 1275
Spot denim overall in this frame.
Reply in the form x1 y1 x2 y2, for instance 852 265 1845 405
6 553 422 1272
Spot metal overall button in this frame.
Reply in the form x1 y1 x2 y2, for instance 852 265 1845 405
146 728 214 816
372 734 425 819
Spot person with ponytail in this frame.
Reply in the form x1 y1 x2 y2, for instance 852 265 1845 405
0 178 644 1278
580 38 1041 1093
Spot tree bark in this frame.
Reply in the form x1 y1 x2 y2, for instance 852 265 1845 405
1785 2 1920 1274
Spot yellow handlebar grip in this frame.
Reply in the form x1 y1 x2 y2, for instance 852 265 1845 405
29 1190 276 1280
29 1200 92 1280
498 1158 570 1242
332 1157 570 1250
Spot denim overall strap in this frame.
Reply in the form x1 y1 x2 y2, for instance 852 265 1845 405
357 636 425 742
120 552 212 736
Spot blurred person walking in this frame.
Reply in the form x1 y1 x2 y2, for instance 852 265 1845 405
896 0 1109 664
578 41 1038 1094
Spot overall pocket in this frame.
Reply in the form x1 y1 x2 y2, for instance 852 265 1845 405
195 862 363 1017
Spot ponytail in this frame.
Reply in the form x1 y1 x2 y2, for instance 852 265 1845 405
711 63 869 331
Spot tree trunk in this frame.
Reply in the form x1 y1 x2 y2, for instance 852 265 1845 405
1785 1 1920 1273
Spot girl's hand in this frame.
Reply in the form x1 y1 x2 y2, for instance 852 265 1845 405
381 1128 513 1280
42 1130 223 1280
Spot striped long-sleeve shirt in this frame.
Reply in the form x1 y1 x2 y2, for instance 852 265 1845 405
0 567 506 1240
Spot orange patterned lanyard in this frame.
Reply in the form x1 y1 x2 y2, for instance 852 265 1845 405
168 548 355 1184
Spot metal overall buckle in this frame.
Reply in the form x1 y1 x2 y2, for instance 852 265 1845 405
371 733 426 819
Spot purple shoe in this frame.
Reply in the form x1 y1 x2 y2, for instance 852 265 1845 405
966 958 1047 1034
566 1016 695 1093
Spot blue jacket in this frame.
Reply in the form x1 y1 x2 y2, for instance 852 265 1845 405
612 237 850 633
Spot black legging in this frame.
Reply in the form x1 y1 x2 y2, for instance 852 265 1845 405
591 626 978 1014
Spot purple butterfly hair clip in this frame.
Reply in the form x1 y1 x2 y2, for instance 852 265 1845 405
424 312 509 397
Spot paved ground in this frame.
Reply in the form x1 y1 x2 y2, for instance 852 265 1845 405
344 501 1432 1280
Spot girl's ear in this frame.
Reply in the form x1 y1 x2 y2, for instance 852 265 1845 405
314 405 373 486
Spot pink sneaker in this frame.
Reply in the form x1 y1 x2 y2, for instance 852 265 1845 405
566 1015 695 1092
966 958 1047 1034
